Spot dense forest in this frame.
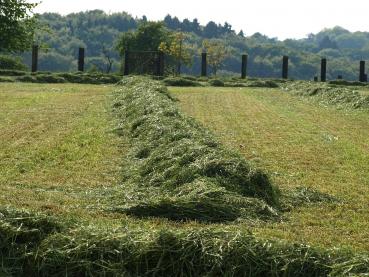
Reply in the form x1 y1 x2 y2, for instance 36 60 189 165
10 10 369 80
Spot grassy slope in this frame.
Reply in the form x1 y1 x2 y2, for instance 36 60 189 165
0 83 122 220
171 86 369 252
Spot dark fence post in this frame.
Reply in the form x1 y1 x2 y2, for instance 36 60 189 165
156 51 164 76
78 47 85 72
314 76 318 82
201 53 207 77
282 56 289 79
337 75 343 80
321 58 327 82
359 60 366 82
31 45 38 73
241 54 248 79
123 51 130 76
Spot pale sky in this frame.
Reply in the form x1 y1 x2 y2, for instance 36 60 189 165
34 0 369 40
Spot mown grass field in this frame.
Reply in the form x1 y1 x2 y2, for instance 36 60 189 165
1 80 369 275
0 83 123 220
171 86 369 251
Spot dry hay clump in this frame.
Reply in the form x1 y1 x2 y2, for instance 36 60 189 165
112 76 280 222
283 81 369 109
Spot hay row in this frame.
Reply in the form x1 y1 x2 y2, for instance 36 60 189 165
1 207 368 276
111 76 280 222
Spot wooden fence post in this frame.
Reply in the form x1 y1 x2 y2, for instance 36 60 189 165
314 76 318 82
78 47 85 72
201 53 207 77
359 60 366 82
31 45 38 73
282 56 288 79
321 58 327 82
123 51 130 76
241 54 248 79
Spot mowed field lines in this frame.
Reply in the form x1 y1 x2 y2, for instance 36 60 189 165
0 83 122 219
171 86 369 251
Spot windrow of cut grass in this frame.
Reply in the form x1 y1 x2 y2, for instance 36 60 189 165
283 81 369 109
0 70 122 84
1 204 369 276
111 77 280 222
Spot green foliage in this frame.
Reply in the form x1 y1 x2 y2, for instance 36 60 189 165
0 0 38 52
0 55 28 71
202 39 230 75
116 21 170 56
20 11 369 80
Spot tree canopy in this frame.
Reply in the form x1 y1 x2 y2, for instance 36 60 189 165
0 0 38 52
9 10 369 80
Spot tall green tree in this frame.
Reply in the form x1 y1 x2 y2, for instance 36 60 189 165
159 32 193 75
202 39 230 75
116 22 170 55
0 0 39 52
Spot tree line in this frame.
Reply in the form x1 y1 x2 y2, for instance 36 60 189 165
1 7 369 80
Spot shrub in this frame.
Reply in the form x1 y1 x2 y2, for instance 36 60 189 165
0 55 28 71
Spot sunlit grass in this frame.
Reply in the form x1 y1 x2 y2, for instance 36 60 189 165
171 86 369 251
0 83 123 219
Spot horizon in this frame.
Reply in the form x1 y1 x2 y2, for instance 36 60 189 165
33 0 369 40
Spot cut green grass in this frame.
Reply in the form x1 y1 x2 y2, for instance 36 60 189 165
1 80 368 276
0 82 122 219
171 86 369 251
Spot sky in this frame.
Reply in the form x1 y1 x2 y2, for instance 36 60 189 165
34 0 369 40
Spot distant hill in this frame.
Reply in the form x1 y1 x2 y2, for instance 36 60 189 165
23 10 369 80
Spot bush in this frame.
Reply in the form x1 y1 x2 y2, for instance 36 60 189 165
163 77 202 87
0 55 28 71
209 79 224 87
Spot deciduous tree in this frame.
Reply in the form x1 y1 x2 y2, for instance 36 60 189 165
0 0 39 52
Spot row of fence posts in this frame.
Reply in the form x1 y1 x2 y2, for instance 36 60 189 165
31 45 85 73
30 45 368 82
